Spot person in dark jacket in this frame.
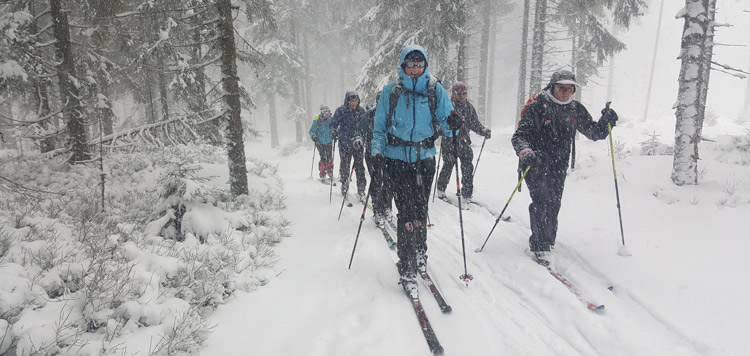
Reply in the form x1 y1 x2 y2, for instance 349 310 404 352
364 99 395 227
309 105 334 181
331 91 369 201
372 45 455 297
435 82 491 205
511 70 618 267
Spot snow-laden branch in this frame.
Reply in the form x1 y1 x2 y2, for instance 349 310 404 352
711 61 748 78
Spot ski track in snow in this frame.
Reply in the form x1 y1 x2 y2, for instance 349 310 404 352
203 136 739 356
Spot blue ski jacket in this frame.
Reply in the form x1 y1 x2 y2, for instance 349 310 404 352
371 45 454 162
309 114 333 144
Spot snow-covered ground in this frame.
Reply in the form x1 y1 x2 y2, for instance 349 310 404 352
1 115 748 356
202 116 750 356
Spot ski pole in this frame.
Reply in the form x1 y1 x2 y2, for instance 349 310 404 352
475 165 530 253
431 146 442 202
452 131 471 285
472 137 487 176
329 139 337 203
310 143 317 178
337 166 355 220
605 101 631 256
348 188 372 269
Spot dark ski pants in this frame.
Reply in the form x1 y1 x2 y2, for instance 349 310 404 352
386 157 435 277
339 148 367 194
315 143 333 178
524 168 567 252
436 141 475 198
365 154 394 216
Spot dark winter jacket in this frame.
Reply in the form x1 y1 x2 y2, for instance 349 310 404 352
512 89 610 171
308 114 333 144
331 91 368 150
441 99 488 151
371 45 454 162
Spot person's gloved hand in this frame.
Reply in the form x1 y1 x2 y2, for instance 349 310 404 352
519 147 539 167
374 153 384 160
352 136 364 150
330 128 339 140
600 107 618 127
447 111 463 130
311 134 319 143
482 129 491 139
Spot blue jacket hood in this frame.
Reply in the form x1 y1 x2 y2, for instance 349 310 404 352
398 45 432 90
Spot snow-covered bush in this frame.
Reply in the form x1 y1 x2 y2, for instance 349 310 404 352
638 130 673 156
0 145 288 355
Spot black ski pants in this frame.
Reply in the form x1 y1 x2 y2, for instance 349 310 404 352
365 154 394 216
436 140 475 198
524 167 567 252
339 148 367 194
386 156 435 276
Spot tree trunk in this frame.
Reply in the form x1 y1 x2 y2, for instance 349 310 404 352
218 0 249 196
672 0 711 186
643 0 666 121
191 27 208 114
695 0 716 138
457 36 466 83
289 19 304 143
157 52 170 121
516 0 531 119
477 8 491 120
529 0 548 94
27 1 55 153
301 30 313 124
269 93 279 148
50 0 88 163
487 17 498 127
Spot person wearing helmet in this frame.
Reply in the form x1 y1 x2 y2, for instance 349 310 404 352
511 70 619 267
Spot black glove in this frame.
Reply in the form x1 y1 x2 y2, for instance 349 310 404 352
600 108 618 127
311 134 319 143
519 148 539 167
482 129 491 139
330 128 339 140
447 111 463 130
374 153 384 160
352 136 364 150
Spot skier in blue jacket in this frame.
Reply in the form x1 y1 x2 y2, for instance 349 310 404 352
371 45 458 296
309 105 334 181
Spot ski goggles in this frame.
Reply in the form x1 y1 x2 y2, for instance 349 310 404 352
403 60 426 69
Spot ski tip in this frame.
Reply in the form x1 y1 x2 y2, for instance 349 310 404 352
441 305 453 313
432 346 444 355
588 303 605 311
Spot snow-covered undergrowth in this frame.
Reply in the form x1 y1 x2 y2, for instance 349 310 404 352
0 145 289 355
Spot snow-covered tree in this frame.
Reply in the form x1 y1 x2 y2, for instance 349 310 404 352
672 0 713 185
355 0 471 101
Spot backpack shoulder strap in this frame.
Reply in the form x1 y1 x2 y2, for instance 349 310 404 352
386 80 403 130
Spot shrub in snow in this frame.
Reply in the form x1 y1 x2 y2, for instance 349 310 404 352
0 145 288 355
638 131 673 156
